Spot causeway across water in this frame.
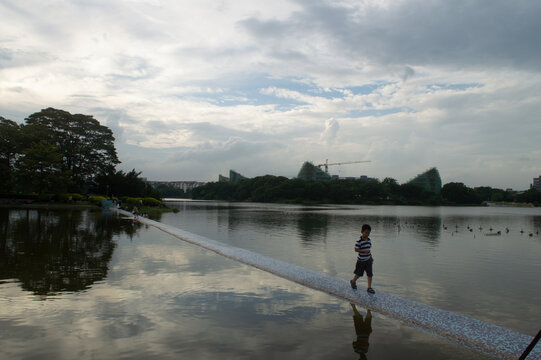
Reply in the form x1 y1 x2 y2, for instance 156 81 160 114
117 209 540 360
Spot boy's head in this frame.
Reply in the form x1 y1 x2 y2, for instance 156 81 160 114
361 224 371 238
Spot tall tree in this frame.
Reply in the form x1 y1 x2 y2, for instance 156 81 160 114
94 169 160 198
24 108 120 191
441 182 480 204
14 141 70 194
0 117 22 191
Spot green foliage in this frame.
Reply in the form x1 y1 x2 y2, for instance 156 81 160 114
0 108 131 196
88 195 108 206
94 169 160 199
55 193 86 202
0 117 22 191
193 176 436 205
382 177 400 195
152 183 188 198
142 197 163 206
192 176 529 206
473 186 514 202
38 193 55 202
516 188 541 205
120 197 163 208
441 182 481 205
14 141 72 194
23 108 120 191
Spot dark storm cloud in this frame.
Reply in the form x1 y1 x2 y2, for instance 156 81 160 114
240 0 541 71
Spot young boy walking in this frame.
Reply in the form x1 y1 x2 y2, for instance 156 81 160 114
350 224 375 294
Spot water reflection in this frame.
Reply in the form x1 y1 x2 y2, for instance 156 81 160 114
0 208 141 296
351 304 372 360
404 216 442 247
296 212 329 243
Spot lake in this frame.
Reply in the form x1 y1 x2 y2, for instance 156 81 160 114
1 203 540 359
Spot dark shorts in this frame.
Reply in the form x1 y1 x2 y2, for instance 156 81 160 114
353 259 373 277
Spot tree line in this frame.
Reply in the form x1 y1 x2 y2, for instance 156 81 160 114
0 108 159 199
192 175 541 206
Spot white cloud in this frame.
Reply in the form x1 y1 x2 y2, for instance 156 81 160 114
320 118 339 145
0 0 540 188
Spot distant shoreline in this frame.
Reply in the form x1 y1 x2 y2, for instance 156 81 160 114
0 203 100 210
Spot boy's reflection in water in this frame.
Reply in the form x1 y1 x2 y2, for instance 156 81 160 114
351 304 372 360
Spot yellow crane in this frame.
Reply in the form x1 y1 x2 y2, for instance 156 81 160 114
317 159 371 174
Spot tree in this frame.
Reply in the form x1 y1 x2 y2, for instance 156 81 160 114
516 188 541 205
94 169 160 198
0 117 22 191
441 182 480 204
152 184 187 198
399 183 426 200
382 177 400 196
14 141 71 194
23 108 120 191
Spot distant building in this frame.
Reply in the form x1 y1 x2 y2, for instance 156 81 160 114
219 170 248 184
407 168 442 194
532 176 541 191
359 175 377 182
229 170 247 184
147 180 206 192
297 162 332 181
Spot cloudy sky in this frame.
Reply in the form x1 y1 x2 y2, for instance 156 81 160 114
1 0 540 189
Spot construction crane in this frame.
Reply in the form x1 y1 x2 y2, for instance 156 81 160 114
317 159 371 174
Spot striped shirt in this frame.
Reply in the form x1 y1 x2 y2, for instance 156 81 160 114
355 236 372 261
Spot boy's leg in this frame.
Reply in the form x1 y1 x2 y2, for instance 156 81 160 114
351 273 360 289
366 261 374 292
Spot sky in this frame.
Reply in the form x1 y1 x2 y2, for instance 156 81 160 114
1 0 540 189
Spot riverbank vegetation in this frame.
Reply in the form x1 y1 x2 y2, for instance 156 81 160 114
0 108 161 203
192 175 541 206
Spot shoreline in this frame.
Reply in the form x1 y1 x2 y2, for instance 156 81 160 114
168 198 539 208
0 203 101 210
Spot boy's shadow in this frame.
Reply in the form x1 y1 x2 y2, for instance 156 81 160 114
351 304 372 360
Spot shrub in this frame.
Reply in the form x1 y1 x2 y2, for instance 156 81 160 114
120 196 162 207
142 197 163 206
38 193 54 202
56 193 87 202
88 195 108 206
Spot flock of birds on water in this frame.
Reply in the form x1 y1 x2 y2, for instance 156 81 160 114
442 224 540 237
393 220 540 238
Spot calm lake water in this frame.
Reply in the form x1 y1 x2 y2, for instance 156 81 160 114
1 203 540 359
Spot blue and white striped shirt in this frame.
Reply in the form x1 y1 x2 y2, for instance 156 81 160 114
355 236 372 261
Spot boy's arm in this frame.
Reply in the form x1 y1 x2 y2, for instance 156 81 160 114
354 248 371 253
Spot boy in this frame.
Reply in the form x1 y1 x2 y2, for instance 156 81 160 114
350 224 375 294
